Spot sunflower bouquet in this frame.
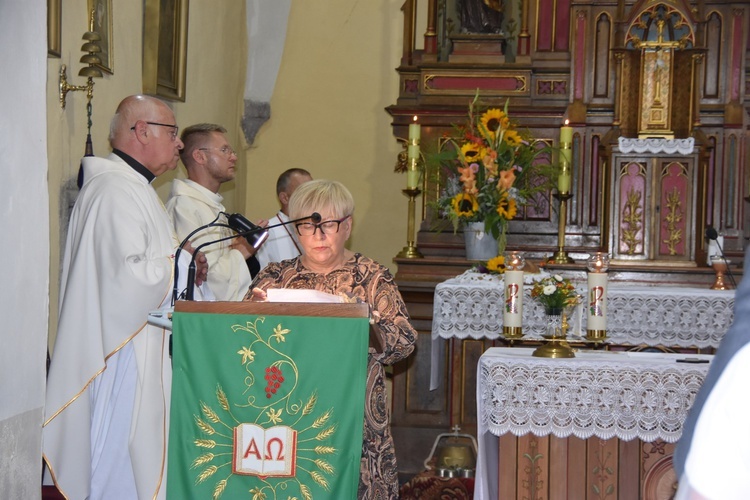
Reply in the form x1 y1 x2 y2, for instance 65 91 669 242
433 95 556 251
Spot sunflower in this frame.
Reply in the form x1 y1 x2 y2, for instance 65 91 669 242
460 142 483 164
479 109 510 142
503 129 523 146
485 255 506 274
497 193 518 220
451 192 478 217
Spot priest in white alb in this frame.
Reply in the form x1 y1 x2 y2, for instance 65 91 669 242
43 95 208 500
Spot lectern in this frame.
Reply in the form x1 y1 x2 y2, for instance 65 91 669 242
167 301 369 499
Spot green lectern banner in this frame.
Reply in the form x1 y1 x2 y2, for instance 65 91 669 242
168 311 369 499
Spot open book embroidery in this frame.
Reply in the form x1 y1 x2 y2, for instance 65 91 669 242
233 423 298 477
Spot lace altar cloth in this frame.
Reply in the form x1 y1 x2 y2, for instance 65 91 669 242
429 271 733 389
473 348 712 500
618 136 695 155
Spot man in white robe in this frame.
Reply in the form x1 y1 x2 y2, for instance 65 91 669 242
256 168 312 270
43 95 207 500
167 123 264 301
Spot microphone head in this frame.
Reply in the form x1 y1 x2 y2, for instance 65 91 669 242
705 227 718 240
310 212 322 223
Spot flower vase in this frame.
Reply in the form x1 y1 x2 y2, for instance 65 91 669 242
532 307 576 358
464 222 499 261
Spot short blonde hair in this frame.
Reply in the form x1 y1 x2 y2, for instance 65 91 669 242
288 180 354 220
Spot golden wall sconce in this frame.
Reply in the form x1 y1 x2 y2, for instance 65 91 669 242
59 13 103 109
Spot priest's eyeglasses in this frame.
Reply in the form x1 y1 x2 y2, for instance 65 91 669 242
198 146 237 157
296 216 350 236
130 121 179 140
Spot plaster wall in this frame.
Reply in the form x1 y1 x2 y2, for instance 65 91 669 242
0 1 49 498
243 1 407 270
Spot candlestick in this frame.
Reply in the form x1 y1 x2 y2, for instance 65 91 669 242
397 188 423 259
586 252 609 341
503 251 525 340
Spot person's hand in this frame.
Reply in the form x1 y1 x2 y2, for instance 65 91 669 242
183 241 208 286
230 236 254 259
246 287 267 302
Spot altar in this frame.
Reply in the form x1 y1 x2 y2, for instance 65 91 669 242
430 270 734 389
475 348 712 500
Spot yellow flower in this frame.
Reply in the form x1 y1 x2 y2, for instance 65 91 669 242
497 193 518 220
451 192 478 217
486 255 505 273
503 129 523 146
460 142 483 164
480 109 509 142
497 169 516 191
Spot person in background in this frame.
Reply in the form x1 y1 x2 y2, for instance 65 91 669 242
167 123 266 301
246 179 417 498
255 167 312 270
674 248 750 500
43 95 207 500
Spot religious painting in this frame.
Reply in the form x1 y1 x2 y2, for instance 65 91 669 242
88 0 113 74
47 0 61 57
143 0 189 101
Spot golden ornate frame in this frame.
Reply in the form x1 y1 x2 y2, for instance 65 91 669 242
143 0 189 101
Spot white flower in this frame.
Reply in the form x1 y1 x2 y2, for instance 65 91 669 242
553 274 563 281
543 284 556 295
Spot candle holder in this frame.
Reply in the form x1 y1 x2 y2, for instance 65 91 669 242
710 256 732 290
548 192 574 264
533 306 575 358
397 188 424 259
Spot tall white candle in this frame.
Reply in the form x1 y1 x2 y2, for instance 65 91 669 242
504 270 524 329
587 272 607 332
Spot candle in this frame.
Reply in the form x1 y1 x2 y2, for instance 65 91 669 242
558 120 572 194
558 164 571 194
406 116 421 189
586 253 609 339
408 115 421 143
503 251 525 338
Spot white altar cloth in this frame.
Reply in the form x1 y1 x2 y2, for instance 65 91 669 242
430 271 733 389
474 347 712 500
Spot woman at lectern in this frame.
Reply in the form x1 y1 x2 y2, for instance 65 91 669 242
245 179 417 498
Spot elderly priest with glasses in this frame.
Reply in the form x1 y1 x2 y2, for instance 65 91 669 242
43 95 207 500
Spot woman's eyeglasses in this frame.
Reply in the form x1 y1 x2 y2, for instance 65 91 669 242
296 216 350 236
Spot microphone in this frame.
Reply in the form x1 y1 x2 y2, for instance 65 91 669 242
172 213 225 305
183 212 322 300
705 226 736 287
226 213 270 249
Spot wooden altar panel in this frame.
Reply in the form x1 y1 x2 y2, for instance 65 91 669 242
495 434 676 500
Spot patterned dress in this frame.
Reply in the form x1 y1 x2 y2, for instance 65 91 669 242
248 253 417 499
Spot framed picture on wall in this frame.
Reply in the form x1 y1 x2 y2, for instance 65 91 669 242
48 0 61 57
88 0 113 74
143 0 189 101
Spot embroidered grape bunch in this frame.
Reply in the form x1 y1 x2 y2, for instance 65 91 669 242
265 365 284 398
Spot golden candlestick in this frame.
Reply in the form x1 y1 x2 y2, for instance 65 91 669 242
397 188 424 259
549 192 574 264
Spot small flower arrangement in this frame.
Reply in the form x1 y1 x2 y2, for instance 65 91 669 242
530 275 581 311
431 93 557 251
474 255 506 274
